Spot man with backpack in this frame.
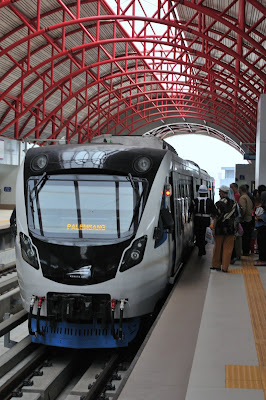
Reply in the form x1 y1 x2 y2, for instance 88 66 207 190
211 185 238 272
190 185 215 256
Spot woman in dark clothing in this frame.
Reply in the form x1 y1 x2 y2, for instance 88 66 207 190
254 191 266 266
211 185 238 272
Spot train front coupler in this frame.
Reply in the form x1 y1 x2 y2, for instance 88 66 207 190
111 298 129 340
118 299 129 340
28 295 46 337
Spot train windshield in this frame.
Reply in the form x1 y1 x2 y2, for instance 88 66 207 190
27 175 148 240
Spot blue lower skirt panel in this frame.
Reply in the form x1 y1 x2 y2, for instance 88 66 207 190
30 317 141 348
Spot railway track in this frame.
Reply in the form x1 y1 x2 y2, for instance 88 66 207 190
0 264 18 296
0 284 152 400
0 262 148 399
0 262 181 399
0 264 21 322
0 264 16 279
0 335 137 400
0 299 155 400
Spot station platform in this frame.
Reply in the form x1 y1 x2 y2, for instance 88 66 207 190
0 209 12 230
0 209 15 269
117 245 266 400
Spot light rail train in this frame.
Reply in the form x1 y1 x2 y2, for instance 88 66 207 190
14 135 214 348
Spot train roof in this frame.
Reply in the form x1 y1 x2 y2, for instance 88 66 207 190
89 135 210 177
91 135 211 177
25 135 213 181
91 134 177 153
90 136 210 176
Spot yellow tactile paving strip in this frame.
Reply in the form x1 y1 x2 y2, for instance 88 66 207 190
226 257 266 398
0 210 12 228
228 268 243 274
226 365 262 389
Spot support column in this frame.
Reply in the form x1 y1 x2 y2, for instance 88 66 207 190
255 94 266 187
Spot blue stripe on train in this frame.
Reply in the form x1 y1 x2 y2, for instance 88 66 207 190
30 317 140 348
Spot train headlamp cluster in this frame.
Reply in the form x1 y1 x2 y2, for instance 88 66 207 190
20 232 39 269
133 156 152 173
31 154 48 171
120 236 147 272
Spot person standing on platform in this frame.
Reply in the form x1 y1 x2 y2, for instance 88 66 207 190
211 185 238 272
239 184 254 256
245 184 255 206
189 184 215 257
254 191 266 266
228 188 242 264
230 182 240 203
257 184 266 198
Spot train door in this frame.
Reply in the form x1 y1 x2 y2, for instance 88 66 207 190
169 171 183 278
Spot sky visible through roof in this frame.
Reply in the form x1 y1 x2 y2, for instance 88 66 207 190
165 134 248 200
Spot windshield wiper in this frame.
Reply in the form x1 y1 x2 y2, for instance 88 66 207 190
128 190 144 230
127 173 140 200
127 174 145 230
30 172 47 201
29 173 47 227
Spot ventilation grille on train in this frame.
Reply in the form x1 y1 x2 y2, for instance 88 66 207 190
43 326 111 337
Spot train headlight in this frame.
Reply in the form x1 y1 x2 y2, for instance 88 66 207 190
120 236 147 272
130 250 140 261
133 156 152 173
31 154 48 171
20 233 40 270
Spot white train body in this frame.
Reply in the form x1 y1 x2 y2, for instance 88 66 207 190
15 135 214 348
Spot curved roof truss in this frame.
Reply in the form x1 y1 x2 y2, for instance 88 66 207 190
145 122 246 154
0 0 265 154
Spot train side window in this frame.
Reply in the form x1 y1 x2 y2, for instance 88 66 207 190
184 183 189 222
179 182 185 226
181 184 185 198
161 208 174 231
154 194 174 247
171 172 181 236
154 194 166 246
188 182 193 205
187 183 192 200
154 214 164 246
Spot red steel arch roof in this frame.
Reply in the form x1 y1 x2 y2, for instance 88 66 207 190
0 0 265 154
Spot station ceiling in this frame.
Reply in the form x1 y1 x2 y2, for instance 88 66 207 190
0 0 265 155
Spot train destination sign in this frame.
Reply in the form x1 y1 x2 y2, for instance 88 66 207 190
67 224 106 231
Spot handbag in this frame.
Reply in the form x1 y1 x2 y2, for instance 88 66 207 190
205 226 214 244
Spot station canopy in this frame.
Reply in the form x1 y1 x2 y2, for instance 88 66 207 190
0 0 265 155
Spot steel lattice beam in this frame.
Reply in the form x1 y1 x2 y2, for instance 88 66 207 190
0 0 265 152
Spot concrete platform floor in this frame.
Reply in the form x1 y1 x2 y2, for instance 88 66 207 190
117 246 266 400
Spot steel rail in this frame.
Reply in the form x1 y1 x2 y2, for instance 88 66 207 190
0 276 18 296
0 264 16 279
0 345 48 400
81 352 119 400
0 310 28 338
